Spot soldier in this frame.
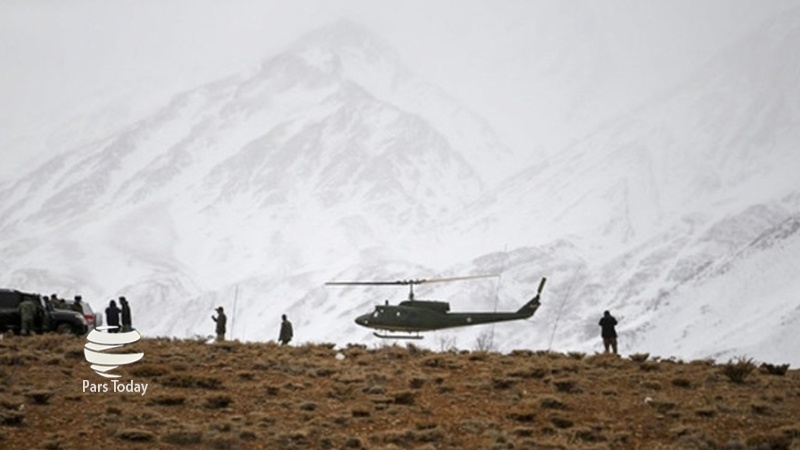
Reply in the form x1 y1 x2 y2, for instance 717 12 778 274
212 307 226 342
41 294 53 330
72 295 84 314
278 314 293 346
120 297 132 332
106 300 121 333
599 310 618 355
19 297 37 336
51 293 66 309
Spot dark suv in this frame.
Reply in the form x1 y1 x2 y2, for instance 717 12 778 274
0 289 88 335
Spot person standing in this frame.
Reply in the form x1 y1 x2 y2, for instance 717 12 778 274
19 297 37 336
278 314 293 345
51 293 66 310
212 307 226 342
72 295 84 314
106 300 121 333
120 296 132 332
599 310 618 354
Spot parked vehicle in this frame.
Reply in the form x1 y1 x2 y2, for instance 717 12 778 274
0 289 88 335
62 299 103 330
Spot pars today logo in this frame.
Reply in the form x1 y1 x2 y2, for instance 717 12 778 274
82 326 149 396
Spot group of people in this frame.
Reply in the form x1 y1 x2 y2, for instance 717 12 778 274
105 297 133 333
17 293 87 336
211 307 293 345
24 289 617 352
46 293 86 314
210 307 615 352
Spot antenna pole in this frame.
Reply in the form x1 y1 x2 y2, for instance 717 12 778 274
548 268 578 351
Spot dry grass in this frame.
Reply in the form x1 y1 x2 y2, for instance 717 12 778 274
0 335 798 449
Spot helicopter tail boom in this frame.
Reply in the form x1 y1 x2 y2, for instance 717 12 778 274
515 295 541 317
515 277 546 316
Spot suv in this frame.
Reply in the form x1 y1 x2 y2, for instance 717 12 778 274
62 299 103 330
0 289 88 335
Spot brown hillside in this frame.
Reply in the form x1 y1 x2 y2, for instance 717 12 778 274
0 335 798 449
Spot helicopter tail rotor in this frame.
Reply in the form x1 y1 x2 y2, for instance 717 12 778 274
537 277 547 294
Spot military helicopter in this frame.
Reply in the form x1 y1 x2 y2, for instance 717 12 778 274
325 275 546 339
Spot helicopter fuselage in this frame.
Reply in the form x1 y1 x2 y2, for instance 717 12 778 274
354 297 540 333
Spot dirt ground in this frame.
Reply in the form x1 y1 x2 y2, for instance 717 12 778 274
1 334 798 449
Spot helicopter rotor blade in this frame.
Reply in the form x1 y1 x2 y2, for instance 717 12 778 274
416 274 500 285
325 281 412 286
325 274 499 287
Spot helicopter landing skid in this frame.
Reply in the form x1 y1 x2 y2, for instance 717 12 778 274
373 332 424 340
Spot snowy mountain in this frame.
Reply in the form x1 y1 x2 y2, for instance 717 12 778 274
0 17 798 365
440 11 800 362
0 20 517 340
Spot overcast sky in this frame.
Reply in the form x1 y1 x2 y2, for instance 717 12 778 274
1 0 796 180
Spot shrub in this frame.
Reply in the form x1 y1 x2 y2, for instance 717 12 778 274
745 432 792 449
162 374 223 390
513 427 535 437
205 395 232 409
695 408 716 418
629 353 650 363
721 356 757 383
539 396 567 410
491 378 517 390
760 363 790 376
116 429 155 442
409 377 426 389
0 410 24 426
646 399 677 414
507 366 547 379
299 401 318 411
750 403 773 416
574 426 607 442
130 364 169 377
507 410 535 423
343 436 363 448
553 379 580 393
25 390 52 405
149 395 186 406
161 429 203 446
671 378 693 388
550 415 573 429
393 391 416 406
639 361 660 372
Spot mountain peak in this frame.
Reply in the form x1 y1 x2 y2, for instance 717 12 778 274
289 19 400 62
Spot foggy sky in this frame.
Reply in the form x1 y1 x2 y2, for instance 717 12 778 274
1 0 796 179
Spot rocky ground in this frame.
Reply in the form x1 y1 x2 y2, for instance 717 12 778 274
0 334 798 449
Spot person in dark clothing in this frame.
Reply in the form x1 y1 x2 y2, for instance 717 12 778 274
72 295 84 314
278 314 293 345
212 307 226 342
106 300 121 333
120 296 132 332
599 310 618 354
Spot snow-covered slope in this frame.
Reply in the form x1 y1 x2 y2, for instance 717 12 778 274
0 20 517 341
0 16 798 365
441 11 800 363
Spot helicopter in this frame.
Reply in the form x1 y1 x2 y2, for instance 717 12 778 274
325 275 546 339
